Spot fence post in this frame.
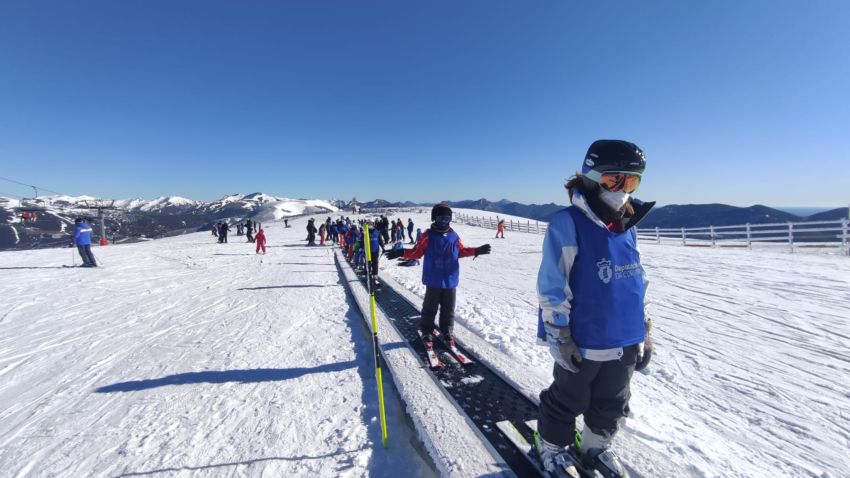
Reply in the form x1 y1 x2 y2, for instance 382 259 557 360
746 223 751 250
788 222 794 253
655 227 660 244
842 218 849 256
526 220 530 233
536 221 540 234
681 227 686 246
710 225 716 247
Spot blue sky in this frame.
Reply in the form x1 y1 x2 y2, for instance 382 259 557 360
1 1 848 207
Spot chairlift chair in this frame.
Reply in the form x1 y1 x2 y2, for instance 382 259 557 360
14 198 47 222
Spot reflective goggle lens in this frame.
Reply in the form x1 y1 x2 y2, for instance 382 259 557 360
599 173 641 193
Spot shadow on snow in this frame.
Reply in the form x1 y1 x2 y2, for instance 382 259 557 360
237 285 333 290
94 361 357 393
114 447 369 477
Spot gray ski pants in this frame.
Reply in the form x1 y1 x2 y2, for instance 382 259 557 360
538 344 639 447
77 245 97 266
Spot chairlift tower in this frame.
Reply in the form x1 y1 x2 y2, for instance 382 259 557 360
82 199 118 245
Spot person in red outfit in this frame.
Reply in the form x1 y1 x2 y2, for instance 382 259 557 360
255 228 267 254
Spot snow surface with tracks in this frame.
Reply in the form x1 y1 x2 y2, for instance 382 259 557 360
1 210 849 477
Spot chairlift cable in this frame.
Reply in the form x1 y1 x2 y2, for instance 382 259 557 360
0 175 65 197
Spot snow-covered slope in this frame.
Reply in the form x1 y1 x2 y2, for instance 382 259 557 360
1 210 847 477
0 218 432 478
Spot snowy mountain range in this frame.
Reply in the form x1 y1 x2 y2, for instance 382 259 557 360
0 193 338 251
3 193 847 252
350 198 849 227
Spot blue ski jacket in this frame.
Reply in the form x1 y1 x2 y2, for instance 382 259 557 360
403 228 477 289
73 223 93 246
537 192 647 356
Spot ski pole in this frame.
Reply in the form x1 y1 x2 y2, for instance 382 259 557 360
364 224 389 448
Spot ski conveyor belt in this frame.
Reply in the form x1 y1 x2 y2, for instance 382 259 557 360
345 257 541 477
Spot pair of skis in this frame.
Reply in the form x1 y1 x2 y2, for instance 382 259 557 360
496 420 614 478
418 329 473 369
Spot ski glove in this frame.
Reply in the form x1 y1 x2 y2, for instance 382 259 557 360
383 249 404 260
544 323 582 373
635 319 653 372
474 244 491 258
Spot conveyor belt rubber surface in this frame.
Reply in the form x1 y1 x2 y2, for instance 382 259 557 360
342 257 542 477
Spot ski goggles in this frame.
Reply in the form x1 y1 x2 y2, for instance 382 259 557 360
433 215 452 227
598 172 641 193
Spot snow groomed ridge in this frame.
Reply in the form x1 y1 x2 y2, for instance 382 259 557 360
335 251 541 477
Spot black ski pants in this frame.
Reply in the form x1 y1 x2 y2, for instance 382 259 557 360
420 286 456 337
77 245 97 266
538 344 639 448
369 250 379 277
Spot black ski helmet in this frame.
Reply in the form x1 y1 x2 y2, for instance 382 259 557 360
581 140 646 183
431 203 452 221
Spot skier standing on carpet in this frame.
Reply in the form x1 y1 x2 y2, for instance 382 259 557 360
534 140 655 478
407 218 415 243
384 203 490 347
366 220 383 287
306 218 317 246
379 215 390 245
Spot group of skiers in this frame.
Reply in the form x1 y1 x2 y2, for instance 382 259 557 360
212 219 263 243
371 139 653 478
304 216 421 250
211 218 266 253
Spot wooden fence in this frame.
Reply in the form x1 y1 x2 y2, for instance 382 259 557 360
454 212 548 235
455 212 850 256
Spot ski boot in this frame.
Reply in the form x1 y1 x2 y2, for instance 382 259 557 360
421 333 435 349
532 432 580 478
441 332 456 348
578 428 630 478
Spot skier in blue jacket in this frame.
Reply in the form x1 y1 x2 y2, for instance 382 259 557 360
73 218 98 267
384 204 490 347
534 140 655 478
